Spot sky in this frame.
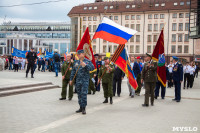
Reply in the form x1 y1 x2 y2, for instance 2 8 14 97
0 0 94 24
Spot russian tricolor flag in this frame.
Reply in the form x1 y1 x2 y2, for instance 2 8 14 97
93 17 137 44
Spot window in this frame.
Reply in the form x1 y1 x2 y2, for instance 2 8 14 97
186 1 190 5
180 2 184 5
114 46 117 52
109 16 113 20
172 34 176 42
104 6 108 9
154 24 158 31
89 7 92 10
109 45 112 53
83 25 86 32
132 5 136 8
83 17 87 21
136 15 141 20
84 7 87 10
130 36 134 42
154 14 159 19
94 6 97 10
161 3 165 6
114 16 118 20
185 13 189 18
172 13 177 18
174 2 178 6
93 25 97 32
172 23 177 31
148 14 152 19
89 25 92 32
130 45 134 53
153 35 158 42
178 45 182 53
93 45 96 52
179 13 184 18
185 34 189 42
103 39 106 43
131 15 135 20
126 5 130 8
171 45 176 53
131 24 135 29
136 24 140 32
136 45 140 53
148 35 152 42
178 23 183 31
125 24 129 28
93 39 96 43
185 23 189 31
103 46 106 53
178 34 183 42
125 15 129 20
148 24 152 31
160 23 164 30
110 6 113 9
136 35 140 42
155 4 159 7
93 16 97 21
88 17 92 21
160 14 165 19
184 45 189 53
147 46 151 53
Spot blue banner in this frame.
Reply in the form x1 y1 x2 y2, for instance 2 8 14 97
44 49 53 58
11 47 28 58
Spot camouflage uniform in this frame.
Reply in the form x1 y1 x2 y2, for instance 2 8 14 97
88 70 96 94
70 58 94 108
61 61 73 100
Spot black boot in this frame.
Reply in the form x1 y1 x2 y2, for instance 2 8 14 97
82 107 86 115
103 98 108 103
76 107 82 113
110 97 113 104
26 73 28 78
31 74 34 78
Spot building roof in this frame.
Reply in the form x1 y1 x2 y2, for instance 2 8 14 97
68 0 196 16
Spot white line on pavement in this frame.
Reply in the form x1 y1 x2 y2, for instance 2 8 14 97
24 96 128 133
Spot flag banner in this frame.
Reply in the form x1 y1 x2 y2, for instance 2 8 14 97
45 50 53 58
111 44 138 90
37 51 40 57
76 27 97 69
64 50 68 60
152 30 166 87
93 17 137 44
11 47 27 58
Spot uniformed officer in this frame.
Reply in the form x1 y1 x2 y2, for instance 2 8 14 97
94 54 102 92
69 49 94 115
141 53 157 107
60 54 74 101
26 48 37 78
172 56 183 102
98 57 115 104
88 70 96 95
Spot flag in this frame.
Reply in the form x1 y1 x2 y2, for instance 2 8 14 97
64 49 68 60
37 51 40 56
111 44 138 90
93 17 137 44
11 47 27 58
152 30 166 87
45 49 53 58
76 27 96 69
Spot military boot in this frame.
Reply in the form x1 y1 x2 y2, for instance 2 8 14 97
82 107 86 115
103 98 108 103
110 97 113 104
31 74 34 78
76 107 82 113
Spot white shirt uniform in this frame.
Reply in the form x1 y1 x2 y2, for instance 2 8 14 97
189 67 195 75
168 64 174 73
183 65 191 74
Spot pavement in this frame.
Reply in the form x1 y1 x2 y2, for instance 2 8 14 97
0 69 200 133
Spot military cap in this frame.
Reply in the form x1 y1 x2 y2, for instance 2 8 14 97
104 57 109 60
146 53 152 58
172 56 178 61
77 49 84 54
94 54 99 57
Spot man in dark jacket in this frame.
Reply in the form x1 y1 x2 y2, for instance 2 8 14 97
113 65 125 97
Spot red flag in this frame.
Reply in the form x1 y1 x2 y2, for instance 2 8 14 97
152 30 166 87
76 27 96 69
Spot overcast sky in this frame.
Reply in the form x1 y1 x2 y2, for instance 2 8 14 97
0 0 94 24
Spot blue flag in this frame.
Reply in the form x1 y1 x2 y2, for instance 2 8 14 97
11 47 28 58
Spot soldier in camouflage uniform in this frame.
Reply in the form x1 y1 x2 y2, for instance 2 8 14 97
98 57 115 104
60 54 74 101
70 50 94 115
88 71 96 95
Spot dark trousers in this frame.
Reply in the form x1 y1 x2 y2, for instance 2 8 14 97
155 81 166 98
168 73 173 87
190 75 194 88
184 73 190 88
174 81 181 101
38 64 41 71
144 82 156 105
195 71 198 78
26 62 35 75
95 75 100 91
113 78 122 96
14 64 18 72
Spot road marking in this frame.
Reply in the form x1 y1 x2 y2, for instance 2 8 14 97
24 96 128 133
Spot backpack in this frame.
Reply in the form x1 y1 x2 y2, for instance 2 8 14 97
54 54 60 62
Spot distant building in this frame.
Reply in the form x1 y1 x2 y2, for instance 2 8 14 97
68 0 199 62
0 22 71 56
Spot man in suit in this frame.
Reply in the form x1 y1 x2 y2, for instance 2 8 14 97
113 65 125 97
135 56 143 96
94 54 102 92
172 56 183 102
141 53 157 107
127 56 140 98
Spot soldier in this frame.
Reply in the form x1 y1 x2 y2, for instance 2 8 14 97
94 54 102 92
69 50 94 115
172 56 183 102
26 48 37 78
60 54 74 101
98 57 115 104
88 70 96 95
141 53 157 107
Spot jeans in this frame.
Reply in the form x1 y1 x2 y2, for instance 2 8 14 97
54 62 59 76
9 62 13 70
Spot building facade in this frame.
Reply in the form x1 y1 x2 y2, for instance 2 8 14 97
68 0 199 62
0 22 71 56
